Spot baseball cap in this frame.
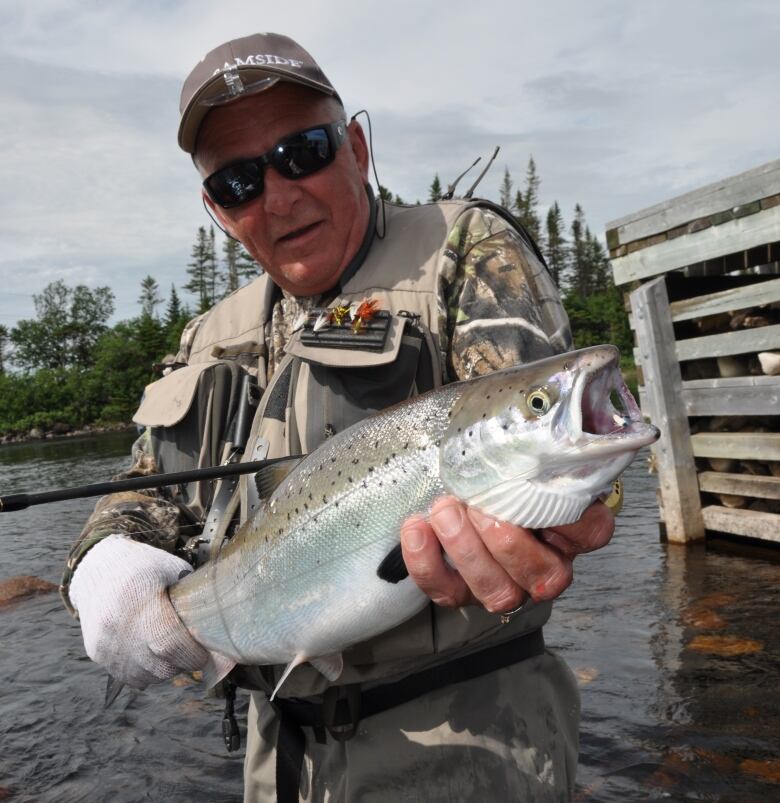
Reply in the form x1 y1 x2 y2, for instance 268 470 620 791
178 32 341 153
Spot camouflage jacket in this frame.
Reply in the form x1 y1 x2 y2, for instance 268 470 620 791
61 203 571 614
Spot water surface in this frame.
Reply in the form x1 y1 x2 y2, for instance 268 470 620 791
0 435 777 801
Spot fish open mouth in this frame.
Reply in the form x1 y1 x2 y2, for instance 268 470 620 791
567 349 659 450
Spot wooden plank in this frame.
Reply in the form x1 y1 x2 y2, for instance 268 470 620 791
669 277 780 322
701 505 780 543
611 204 780 286
681 376 780 416
630 277 705 542
605 159 780 246
692 432 780 461
676 324 780 361
699 472 780 500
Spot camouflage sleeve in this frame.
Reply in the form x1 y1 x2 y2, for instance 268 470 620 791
437 206 573 381
60 430 187 616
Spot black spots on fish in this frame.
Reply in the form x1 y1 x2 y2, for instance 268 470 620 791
383 457 390 465
501 423 509 430
468 430 473 437
481 413 487 419
308 493 314 501
348 477 353 483
461 450 466 456
352 458 359 465
368 466 374 473
374 439 379 449
377 543 409 584
337 470 342 477
322 494 327 503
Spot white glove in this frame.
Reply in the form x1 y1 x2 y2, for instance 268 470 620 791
69 534 211 688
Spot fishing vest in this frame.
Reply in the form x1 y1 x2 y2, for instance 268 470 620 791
134 198 554 696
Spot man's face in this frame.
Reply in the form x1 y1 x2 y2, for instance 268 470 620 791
196 83 370 297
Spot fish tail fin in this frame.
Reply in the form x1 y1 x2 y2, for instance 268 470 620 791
104 674 125 709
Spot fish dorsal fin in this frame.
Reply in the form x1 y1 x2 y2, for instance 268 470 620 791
376 543 409 584
254 457 305 500
309 653 344 682
271 653 308 700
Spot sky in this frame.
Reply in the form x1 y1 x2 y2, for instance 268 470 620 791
1 0 778 329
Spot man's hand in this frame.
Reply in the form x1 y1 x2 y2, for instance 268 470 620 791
399 498 614 613
69 534 212 688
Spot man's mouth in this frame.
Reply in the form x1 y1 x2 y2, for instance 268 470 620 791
278 221 322 243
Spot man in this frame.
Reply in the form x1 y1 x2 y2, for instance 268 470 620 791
62 33 614 802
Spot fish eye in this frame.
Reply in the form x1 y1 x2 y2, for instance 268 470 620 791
527 388 552 416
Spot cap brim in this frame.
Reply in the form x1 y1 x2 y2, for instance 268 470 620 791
178 66 338 154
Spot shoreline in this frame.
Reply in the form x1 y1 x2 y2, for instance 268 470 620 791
0 422 137 447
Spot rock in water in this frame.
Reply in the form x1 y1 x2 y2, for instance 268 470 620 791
0 575 58 607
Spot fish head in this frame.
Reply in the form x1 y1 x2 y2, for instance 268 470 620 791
439 345 659 528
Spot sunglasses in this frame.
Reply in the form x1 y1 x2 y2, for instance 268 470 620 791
203 120 347 208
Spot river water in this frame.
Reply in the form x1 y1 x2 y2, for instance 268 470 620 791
0 433 777 802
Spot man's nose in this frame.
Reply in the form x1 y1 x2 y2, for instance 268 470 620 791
262 167 303 216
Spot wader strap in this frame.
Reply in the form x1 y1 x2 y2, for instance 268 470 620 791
270 627 544 803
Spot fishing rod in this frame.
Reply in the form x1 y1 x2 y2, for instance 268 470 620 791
0 455 302 513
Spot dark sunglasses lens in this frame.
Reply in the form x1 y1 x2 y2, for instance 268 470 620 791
207 161 264 207
274 129 333 178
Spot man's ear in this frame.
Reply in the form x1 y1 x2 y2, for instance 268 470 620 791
347 119 370 184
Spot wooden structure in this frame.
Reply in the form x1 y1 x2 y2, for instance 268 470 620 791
606 159 780 544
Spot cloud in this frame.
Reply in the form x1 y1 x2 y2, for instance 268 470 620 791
0 0 778 330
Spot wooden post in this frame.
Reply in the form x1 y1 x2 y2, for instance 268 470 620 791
630 277 705 542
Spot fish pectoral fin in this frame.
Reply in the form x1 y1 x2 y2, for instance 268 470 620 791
200 650 236 690
309 653 344 682
376 543 409 584
271 653 309 701
254 457 305 500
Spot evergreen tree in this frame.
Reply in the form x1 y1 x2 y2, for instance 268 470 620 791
545 202 567 289
185 225 219 313
569 204 589 297
428 174 442 202
583 228 611 293
165 284 183 330
499 168 513 210
514 156 542 243
222 238 260 295
0 324 7 374
138 275 162 318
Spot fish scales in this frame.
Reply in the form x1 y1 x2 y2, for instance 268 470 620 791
171 385 462 666
168 345 659 692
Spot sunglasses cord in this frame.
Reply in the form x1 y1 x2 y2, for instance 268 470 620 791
202 196 238 241
350 109 386 240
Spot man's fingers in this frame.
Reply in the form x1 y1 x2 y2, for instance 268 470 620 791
466 506 573 603
426 499 526 613
539 501 615 557
400 515 473 608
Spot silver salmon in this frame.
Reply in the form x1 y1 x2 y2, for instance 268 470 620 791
169 345 659 695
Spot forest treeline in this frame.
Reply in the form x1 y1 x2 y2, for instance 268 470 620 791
0 159 631 437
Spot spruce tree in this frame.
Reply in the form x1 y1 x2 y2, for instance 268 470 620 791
138 275 162 318
185 226 219 313
429 174 442 202
514 157 542 244
569 204 589 297
222 238 261 296
545 202 567 289
0 324 7 374
499 168 513 210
